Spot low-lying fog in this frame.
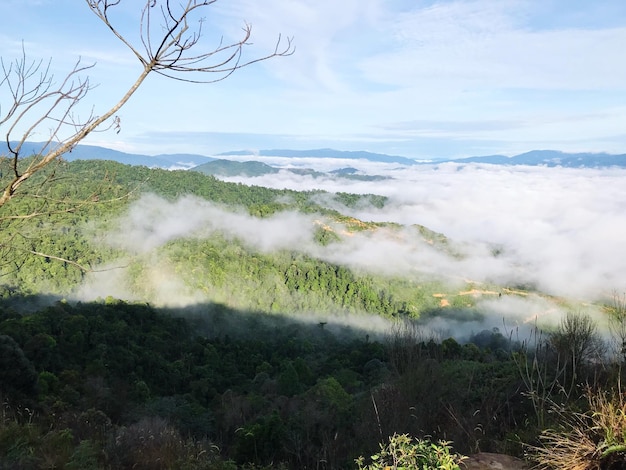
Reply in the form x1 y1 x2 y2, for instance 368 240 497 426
79 158 625 338
218 158 626 303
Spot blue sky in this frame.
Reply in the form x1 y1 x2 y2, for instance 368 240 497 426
1 0 625 159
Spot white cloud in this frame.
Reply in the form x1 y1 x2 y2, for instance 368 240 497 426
216 162 626 300
4 1 625 160
106 193 318 254
357 1 626 91
76 161 625 336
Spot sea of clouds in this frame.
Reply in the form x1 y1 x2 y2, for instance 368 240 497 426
77 159 626 338
218 158 626 301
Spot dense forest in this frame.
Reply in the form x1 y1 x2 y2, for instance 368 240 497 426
0 158 468 314
1 158 625 469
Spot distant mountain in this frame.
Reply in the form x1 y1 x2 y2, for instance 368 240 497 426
192 159 391 181
193 159 279 177
329 167 388 181
5 142 625 170
448 154 511 165
0 142 213 169
217 148 418 165
153 153 215 168
446 150 626 168
330 167 359 175
62 145 176 167
215 148 626 169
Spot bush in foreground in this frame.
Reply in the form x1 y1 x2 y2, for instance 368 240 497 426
355 433 466 470
529 387 626 470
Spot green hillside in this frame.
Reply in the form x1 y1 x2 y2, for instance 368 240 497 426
0 158 472 318
191 158 390 182
1 158 623 470
192 159 279 177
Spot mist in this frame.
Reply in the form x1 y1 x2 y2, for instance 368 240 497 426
105 193 318 254
221 161 626 301
75 161 624 339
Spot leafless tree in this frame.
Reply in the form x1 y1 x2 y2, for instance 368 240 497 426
552 311 605 365
0 0 293 209
549 311 606 399
608 291 626 363
513 313 605 429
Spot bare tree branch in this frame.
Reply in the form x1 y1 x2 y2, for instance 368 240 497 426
0 0 294 209
0 0 292 278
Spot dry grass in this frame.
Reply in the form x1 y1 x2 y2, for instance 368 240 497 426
528 388 626 470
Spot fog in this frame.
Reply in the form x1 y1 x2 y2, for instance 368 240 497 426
106 194 318 254
221 160 626 301
77 160 624 336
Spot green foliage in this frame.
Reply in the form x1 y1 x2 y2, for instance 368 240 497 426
192 159 279 177
3 292 611 469
0 421 78 469
234 413 286 465
66 439 102 470
0 158 465 320
0 334 38 397
311 376 352 415
0 421 39 467
163 234 447 318
0 297 392 467
277 361 302 396
5 158 608 468
356 433 466 470
334 192 387 209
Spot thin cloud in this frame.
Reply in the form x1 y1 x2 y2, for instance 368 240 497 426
106 194 318 254
3 1 626 157
360 2 626 91
379 119 529 136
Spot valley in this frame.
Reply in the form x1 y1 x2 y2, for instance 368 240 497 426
1 154 624 469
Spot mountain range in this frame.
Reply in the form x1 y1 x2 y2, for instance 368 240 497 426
3 142 626 170
192 159 390 181
217 148 418 165
1 141 214 169
439 150 626 168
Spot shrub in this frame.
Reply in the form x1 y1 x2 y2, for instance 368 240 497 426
66 439 102 470
108 416 227 470
355 433 466 470
528 387 626 470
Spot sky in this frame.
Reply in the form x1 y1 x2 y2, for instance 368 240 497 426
1 0 625 159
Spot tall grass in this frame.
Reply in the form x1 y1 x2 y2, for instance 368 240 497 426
528 387 626 470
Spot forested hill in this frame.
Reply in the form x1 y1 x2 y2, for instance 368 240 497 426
0 158 462 319
1 141 213 169
1 157 620 469
191 159 390 181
